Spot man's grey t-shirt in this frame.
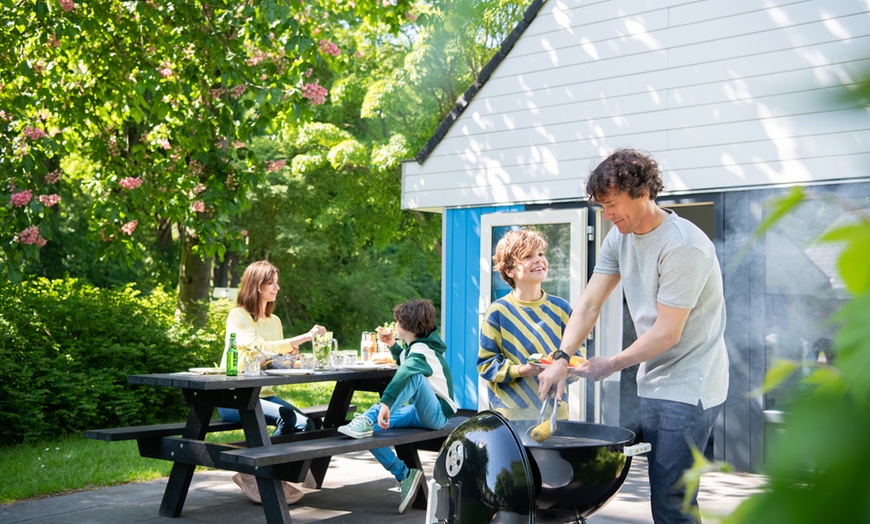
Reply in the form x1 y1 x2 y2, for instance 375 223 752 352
595 209 729 408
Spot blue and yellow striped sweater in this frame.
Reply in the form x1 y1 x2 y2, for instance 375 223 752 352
478 291 577 419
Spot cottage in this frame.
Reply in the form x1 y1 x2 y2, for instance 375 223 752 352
401 0 870 472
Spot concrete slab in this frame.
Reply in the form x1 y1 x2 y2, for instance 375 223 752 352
0 452 765 524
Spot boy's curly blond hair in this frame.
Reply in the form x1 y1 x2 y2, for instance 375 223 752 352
492 228 548 289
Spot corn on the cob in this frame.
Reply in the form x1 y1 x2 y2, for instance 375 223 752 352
530 420 554 442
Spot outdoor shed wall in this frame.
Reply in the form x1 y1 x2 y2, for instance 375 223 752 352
401 0 870 211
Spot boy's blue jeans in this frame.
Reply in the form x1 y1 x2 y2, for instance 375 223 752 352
641 397 723 524
218 395 311 436
364 374 450 481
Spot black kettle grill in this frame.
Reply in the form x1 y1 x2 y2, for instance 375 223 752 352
425 410 650 523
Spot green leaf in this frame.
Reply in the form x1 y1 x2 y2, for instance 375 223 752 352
756 187 806 237
820 222 870 295
753 359 800 396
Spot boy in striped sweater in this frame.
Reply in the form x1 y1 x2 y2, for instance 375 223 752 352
337 299 457 514
477 228 579 420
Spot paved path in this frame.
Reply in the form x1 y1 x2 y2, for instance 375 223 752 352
0 452 765 524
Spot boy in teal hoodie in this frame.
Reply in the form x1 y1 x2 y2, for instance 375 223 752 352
338 299 457 514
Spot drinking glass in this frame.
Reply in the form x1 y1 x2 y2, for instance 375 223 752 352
243 353 261 377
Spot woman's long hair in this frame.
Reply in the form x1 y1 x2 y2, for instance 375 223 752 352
236 260 278 320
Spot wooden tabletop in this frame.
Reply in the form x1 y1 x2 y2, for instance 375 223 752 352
128 367 397 390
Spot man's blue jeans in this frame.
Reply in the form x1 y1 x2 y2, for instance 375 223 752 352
641 397 723 524
218 396 311 436
363 374 449 481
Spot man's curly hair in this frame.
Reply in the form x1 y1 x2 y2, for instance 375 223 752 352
585 148 664 204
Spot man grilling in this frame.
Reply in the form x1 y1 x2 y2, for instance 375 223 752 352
538 148 729 524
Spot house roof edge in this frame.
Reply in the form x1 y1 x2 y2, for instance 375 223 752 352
413 0 547 165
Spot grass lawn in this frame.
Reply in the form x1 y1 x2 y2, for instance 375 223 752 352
0 384 379 505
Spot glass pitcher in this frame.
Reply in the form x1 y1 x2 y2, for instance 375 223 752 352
312 332 338 369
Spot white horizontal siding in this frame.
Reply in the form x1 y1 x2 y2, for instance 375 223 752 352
402 0 870 211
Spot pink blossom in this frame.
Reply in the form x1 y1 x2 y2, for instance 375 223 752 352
240 229 248 237
319 39 341 57
301 82 328 105
405 11 418 22
39 194 60 207
23 126 48 140
121 220 138 235
10 190 32 207
17 225 47 246
58 0 75 11
230 84 247 99
382 0 391 6
158 138 171 150
193 183 206 195
245 50 269 67
267 159 286 172
108 136 120 156
159 60 173 78
119 177 143 190
191 200 206 213
189 160 204 175
225 172 238 191
45 170 61 184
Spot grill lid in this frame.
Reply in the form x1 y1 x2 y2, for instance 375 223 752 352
428 410 536 523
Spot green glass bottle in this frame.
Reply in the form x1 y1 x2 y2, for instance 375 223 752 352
226 332 238 376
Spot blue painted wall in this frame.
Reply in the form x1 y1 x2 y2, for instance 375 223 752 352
443 205 524 410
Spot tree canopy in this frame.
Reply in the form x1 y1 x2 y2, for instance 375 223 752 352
1 0 416 283
2 0 529 329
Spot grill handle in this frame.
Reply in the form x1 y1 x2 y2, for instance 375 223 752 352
624 442 652 456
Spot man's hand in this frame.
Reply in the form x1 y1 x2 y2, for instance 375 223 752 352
377 403 391 430
570 356 617 381
537 358 569 400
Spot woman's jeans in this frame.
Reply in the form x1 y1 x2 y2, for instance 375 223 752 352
218 395 312 436
364 374 450 481
641 397 723 524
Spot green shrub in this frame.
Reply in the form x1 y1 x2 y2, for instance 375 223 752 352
0 279 229 445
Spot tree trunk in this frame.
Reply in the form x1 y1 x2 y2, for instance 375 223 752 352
212 252 241 288
177 228 212 328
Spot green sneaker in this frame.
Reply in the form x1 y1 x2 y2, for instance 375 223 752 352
398 468 423 514
337 414 373 438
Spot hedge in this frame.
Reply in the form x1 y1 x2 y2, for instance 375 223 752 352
0 278 230 445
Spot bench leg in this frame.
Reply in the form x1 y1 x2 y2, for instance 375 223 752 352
257 475 294 524
158 462 195 517
158 399 217 516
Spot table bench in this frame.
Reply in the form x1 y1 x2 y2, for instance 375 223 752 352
219 410 474 513
110 368 434 524
84 404 354 442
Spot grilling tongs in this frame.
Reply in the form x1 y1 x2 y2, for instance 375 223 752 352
530 393 559 442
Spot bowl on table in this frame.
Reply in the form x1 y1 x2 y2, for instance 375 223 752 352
261 354 298 370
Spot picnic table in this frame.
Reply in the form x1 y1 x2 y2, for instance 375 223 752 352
85 367 468 524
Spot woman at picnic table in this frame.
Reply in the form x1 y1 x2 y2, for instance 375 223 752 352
218 259 327 505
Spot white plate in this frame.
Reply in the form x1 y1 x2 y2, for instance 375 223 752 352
264 369 313 376
342 363 396 371
189 367 225 374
